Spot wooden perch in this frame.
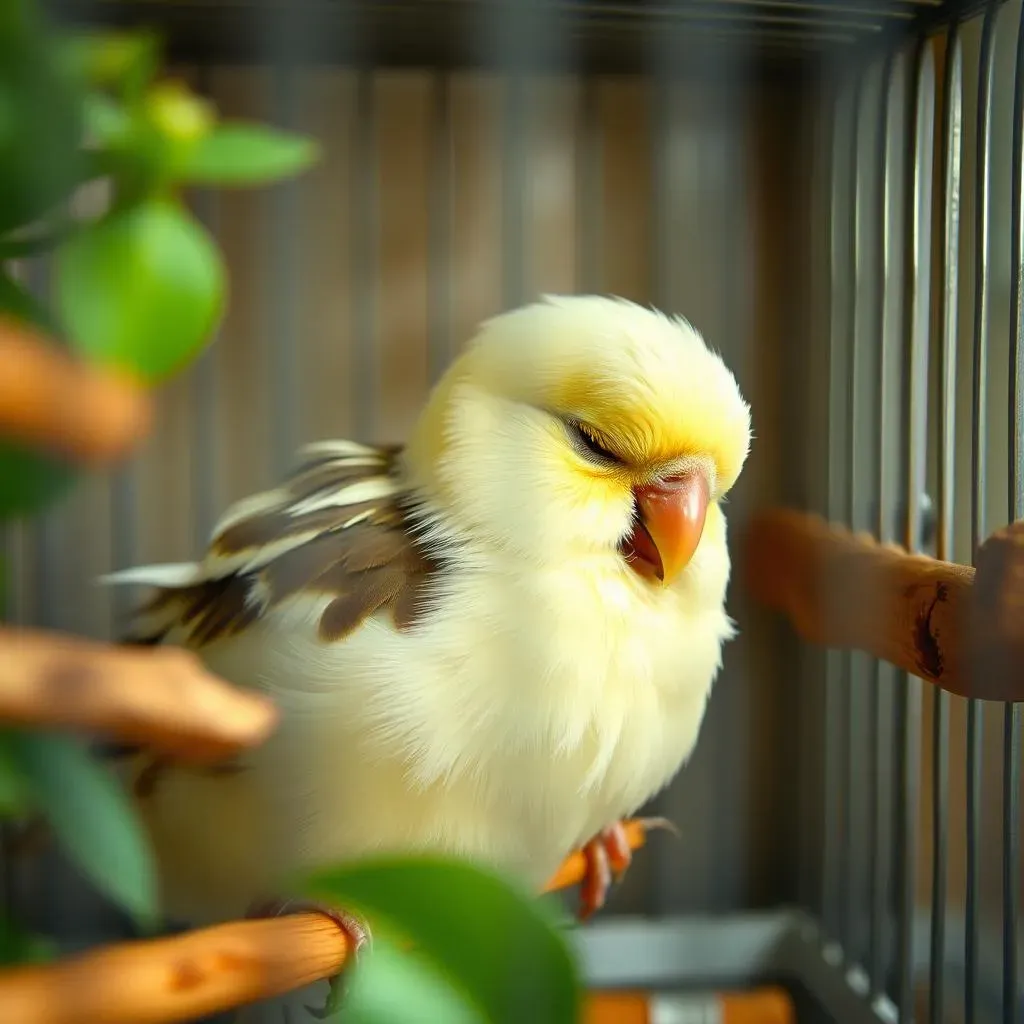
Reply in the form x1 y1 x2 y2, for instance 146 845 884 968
0 317 151 465
0 912 344 1024
0 316 278 760
743 507 1024 702
0 627 278 762
0 821 651 1024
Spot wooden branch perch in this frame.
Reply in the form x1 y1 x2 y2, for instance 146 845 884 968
0 628 278 762
743 507 1024 702
0 822 651 1024
0 317 151 465
0 913 344 1024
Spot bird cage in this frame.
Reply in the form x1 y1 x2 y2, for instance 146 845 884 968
2 0 1022 1022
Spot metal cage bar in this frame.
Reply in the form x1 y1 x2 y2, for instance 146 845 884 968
575 75 602 295
501 74 529 310
1003 5 1024 1023
894 36 933 1022
825 73 858 954
428 73 455 386
868 46 897 1003
351 69 377 442
848 53 887 981
966 6 1000 1023
188 65 223 550
269 59 302 479
929 22 962 1024
844 72 862 967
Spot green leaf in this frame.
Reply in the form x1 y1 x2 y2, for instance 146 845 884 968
82 92 131 149
183 123 319 186
55 197 225 383
0 3 84 235
143 79 214 149
58 30 159 100
341 934 483 1024
11 731 158 927
302 857 582 1024
83 81 216 199
0 441 77 520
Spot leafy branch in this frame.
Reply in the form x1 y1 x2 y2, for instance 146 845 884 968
0 0 321 960
0 2 586 1021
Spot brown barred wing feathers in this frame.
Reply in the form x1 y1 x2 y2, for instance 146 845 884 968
115 439 442 651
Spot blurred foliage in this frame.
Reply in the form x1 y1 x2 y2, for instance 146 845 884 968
8 731 159 928
0 3 582 1021
304 857 580 1024
0 0 313 949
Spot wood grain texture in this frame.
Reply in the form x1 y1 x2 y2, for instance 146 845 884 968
0 914 347 1024
0 627 277 762
744 506 1024 702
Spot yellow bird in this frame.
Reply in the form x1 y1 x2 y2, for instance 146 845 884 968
103 294 751 962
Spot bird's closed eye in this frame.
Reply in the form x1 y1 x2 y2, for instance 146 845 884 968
566 420 623 465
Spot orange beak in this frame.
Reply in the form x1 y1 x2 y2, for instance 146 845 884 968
629 473 710 585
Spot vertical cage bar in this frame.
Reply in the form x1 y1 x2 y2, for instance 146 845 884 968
428 72 453 383
502 73 528 309
109 465 138 628
842 74 865 960
967 7 999 1024
88 153 138 630
351 70 377 441
821 80 841 935
575 75 601 294
651 74 672 315
824 77 857 947
650 0 681 322
847 55 886 976
191 67 221 546
929 27 961 1024
1013 0 1024 528
1004 5 1024 1023
25 259 61 632
269 58 301 477
870 52 898 1000
895 40 934 1023
1002 672 1023 1010
649 23 677 915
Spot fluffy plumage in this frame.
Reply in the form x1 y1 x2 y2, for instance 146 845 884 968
104 294 751 926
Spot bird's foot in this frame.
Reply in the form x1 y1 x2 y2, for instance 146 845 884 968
245 897 372 1020
577 816 679 921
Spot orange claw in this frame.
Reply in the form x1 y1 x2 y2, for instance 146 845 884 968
542 817 675 896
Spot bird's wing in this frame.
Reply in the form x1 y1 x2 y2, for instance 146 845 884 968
104 438 441 651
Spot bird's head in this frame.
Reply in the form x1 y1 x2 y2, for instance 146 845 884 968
403 295 751 588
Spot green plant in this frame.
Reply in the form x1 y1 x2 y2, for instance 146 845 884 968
303 857 580 1024
0 3 582 1021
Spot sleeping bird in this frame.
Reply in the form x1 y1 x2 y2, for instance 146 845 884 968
103 294 751 974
